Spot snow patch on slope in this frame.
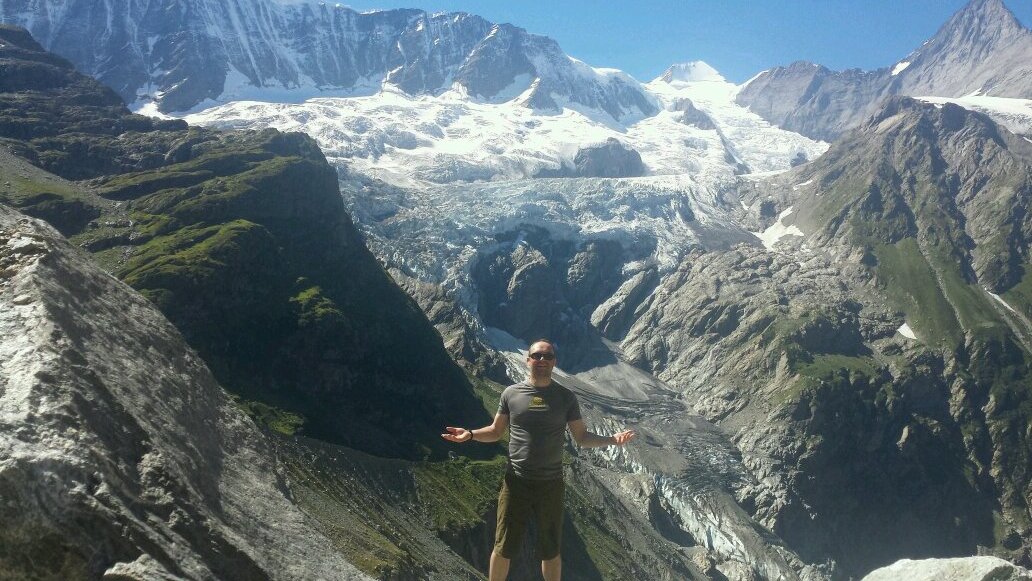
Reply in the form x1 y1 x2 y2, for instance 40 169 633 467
897 323 917 340
985 287 1018 313
751 207 804 251
917 95 1032 136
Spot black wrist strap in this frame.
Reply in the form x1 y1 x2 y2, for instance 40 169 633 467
467 430 474 442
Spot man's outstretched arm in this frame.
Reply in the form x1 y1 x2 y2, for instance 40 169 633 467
567 419 636 448
442 413 509 443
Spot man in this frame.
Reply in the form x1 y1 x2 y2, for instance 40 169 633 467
442 339 636 581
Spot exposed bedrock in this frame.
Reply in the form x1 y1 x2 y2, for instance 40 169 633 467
471 227 654 369
535 138 647 179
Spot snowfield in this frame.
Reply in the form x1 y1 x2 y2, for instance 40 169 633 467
184 65 825 187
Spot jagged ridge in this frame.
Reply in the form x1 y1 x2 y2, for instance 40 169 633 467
0 0 657 121
735 0 1032 141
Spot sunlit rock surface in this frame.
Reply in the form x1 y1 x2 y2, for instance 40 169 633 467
0 204 371 580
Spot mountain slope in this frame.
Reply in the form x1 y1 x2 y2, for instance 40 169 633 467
0 23 490 460
614 96 1032 576
0 203 373 580
0 0 657 121
735 0 1032 141
893 0 1032 99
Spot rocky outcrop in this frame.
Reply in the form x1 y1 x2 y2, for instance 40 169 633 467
673 98 717 130
862 556 1032 581
591 266 660 340
0 204 372 580
735 0 1032 141
534 138 647 179
572 138 647 178
472 228 650 370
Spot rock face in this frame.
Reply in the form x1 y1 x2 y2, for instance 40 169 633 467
672 98 718 130
735 0 1032 141
862 556 1032 581
735 61 890 142
572 138 647 178
533 138 647 178
472 228 638 369
0 204 372 580
0 0 657 120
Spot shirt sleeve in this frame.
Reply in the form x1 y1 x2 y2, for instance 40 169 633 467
498 387 510 415
566 391 582 422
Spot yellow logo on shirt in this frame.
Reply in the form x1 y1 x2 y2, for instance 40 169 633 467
529 396 548 410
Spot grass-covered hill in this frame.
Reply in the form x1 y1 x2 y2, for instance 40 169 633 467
0 23 490 460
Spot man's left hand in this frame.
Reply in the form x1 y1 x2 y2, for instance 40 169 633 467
612 430 637 445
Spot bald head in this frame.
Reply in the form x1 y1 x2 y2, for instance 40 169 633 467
529 339 555 355
526 339 556 386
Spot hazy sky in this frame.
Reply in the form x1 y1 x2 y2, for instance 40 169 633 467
350 0 1032 83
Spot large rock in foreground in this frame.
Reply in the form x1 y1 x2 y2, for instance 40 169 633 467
862 556 1032 581
0 204 370 580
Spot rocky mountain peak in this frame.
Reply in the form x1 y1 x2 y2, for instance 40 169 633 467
948 0 1025 36
902 0 1031 75
792 95 1032 294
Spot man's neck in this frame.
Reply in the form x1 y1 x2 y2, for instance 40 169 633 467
529 376 552 388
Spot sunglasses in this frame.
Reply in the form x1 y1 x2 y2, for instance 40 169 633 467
529 352 555 361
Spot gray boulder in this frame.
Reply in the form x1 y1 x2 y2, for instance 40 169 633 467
862 557 1032 581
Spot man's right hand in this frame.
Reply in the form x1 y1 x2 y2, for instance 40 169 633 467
441 426 473 443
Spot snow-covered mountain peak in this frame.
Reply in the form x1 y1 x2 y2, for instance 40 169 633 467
657 61 726 84
0 0 657 120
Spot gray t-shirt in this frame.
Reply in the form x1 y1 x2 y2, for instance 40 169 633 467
498 381 582 480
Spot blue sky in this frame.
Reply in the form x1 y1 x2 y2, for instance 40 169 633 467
351 0 1032 83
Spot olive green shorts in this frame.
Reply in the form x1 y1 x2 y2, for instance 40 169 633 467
494 471 565 560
